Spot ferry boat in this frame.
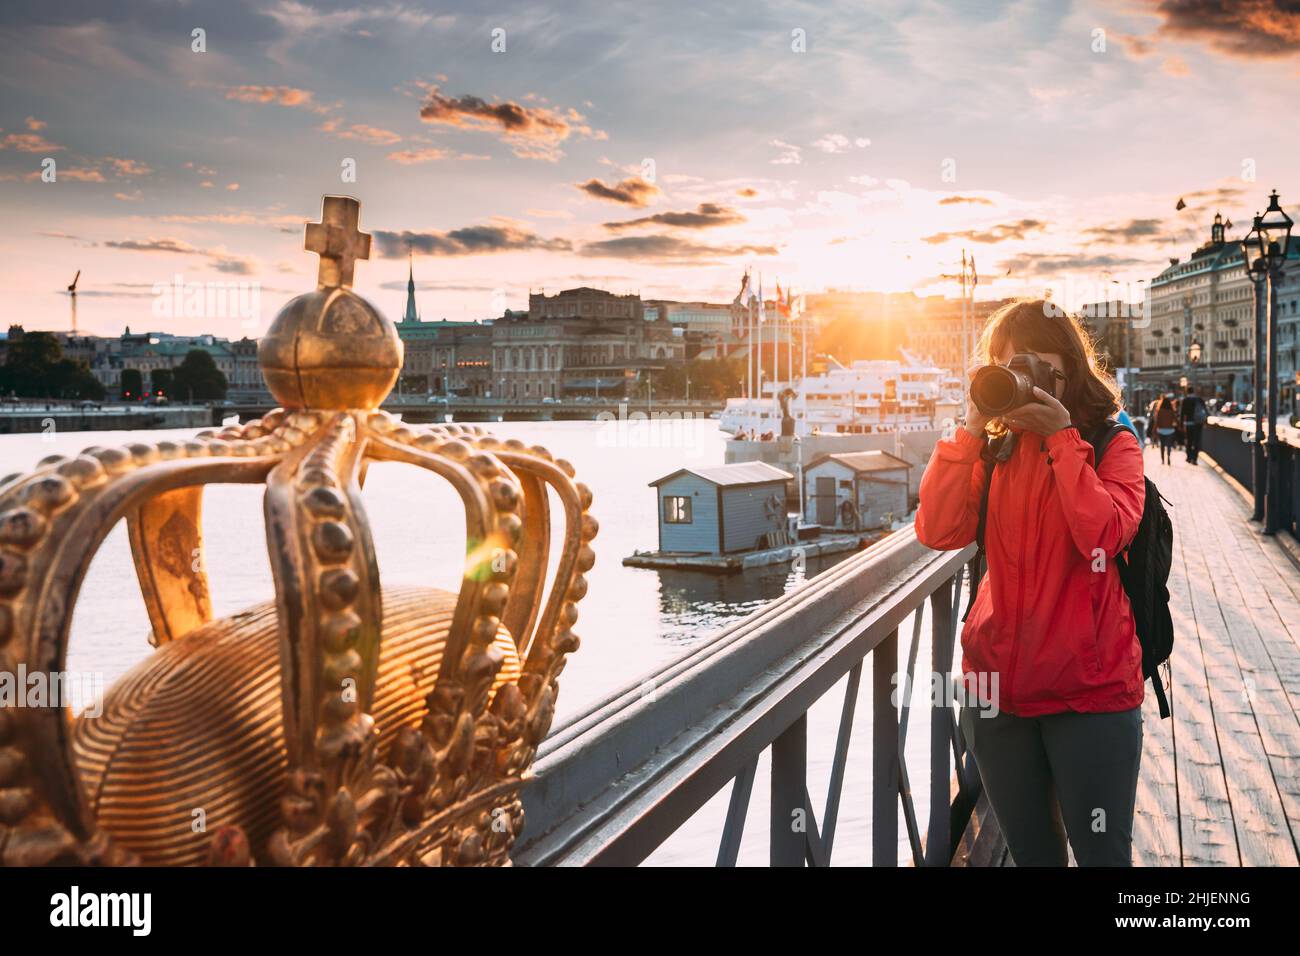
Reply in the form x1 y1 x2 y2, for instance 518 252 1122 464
718 350 961 439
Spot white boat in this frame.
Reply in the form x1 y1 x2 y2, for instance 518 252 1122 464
719 350 961 439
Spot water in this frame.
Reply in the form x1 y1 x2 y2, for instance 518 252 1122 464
0 417 948 865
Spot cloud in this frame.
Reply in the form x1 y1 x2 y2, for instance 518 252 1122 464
579 234 778 263
1 131 62 152
1150 0 1300 59
373 225 572 257
225 85 323 110
104 156 151 177
386 146 489 164
769 139 801 165
104 238 201 254
939 195 995 206
604 203 745 231
417 85 602 159
736 187 759 198
1083 218 1167 241
576 176 660 207
811 134 870 153
318 118 401 145
24 117 46 131
998 252 1148 277
921 219 1046 244
25 166 104 182
102 236 259 274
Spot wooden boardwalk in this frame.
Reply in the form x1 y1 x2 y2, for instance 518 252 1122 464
976 442 1300 866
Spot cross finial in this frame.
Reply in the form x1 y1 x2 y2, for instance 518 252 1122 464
304 195 371 288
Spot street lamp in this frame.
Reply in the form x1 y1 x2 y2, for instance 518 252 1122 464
1243 215 1268 520
1244 191 1295 534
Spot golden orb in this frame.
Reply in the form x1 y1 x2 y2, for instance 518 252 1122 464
258 287 402 410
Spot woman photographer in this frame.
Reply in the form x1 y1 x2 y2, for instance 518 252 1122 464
915 298 1146 867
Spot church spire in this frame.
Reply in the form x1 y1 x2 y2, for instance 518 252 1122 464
403 249 420 322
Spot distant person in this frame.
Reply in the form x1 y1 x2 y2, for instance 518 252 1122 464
916 299 1145 866
1180 385 1206 465
1153 393 1178 466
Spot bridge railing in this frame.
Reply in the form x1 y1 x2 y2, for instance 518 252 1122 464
515 529 983 866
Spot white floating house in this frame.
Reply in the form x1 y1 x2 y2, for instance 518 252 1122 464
804 451 910 532
649 462 793 554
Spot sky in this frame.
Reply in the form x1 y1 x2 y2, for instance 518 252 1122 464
2 0 1299 338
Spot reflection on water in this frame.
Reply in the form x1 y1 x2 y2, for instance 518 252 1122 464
651 556 853 648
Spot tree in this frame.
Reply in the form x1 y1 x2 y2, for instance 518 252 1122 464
121 369 143 401
151 367 174 398
170 349 228 401
0 329 104 400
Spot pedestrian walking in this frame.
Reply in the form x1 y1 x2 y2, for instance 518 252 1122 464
1180 385 1207 465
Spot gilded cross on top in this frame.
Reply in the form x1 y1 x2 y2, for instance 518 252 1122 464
305 195 371 288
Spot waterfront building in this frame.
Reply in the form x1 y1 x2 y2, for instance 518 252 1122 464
491 287 682 400
1135 211 1300 408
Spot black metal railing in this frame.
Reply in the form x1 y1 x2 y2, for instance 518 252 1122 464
1202 417 1298 540
514 530 985 866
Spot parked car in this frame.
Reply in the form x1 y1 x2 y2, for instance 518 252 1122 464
541 396 559 404
426 395 448 404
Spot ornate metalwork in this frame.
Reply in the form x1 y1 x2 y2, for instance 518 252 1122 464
0 196 595 866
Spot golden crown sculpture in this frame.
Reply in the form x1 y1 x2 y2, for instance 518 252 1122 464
0 196 595 866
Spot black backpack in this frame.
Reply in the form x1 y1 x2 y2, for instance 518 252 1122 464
966 421 1175 718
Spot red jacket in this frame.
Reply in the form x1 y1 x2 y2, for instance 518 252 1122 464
915 425 1146 717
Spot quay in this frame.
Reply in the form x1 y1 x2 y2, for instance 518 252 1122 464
0 396 725 433
516 420 1300 866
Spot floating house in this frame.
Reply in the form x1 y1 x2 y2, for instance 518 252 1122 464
804 451 910 532
648 462 792 555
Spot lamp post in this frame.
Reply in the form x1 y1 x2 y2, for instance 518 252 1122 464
1244 215 1268 521
1245 191 1295 534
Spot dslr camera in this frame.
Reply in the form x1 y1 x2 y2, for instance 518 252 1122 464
970 352 1059 416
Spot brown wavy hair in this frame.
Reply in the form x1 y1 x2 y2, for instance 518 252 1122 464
974 298 1121 434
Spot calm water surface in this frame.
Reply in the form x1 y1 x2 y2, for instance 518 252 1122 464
0 417 949 865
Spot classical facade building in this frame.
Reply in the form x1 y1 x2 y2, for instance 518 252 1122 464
1135 214 1258 405
1133 211 1300 411
491 287 683 399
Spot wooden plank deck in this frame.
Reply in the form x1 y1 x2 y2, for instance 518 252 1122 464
973 443 1300 866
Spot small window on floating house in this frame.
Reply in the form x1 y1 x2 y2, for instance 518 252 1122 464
664 496 692 524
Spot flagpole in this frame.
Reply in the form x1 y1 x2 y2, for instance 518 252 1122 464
786 287 793 388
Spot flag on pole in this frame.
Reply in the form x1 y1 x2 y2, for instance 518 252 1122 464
736 268 750 304
754 274 765 323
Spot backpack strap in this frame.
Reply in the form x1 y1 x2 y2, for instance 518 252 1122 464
1087 418 1127 467
961 432 1013 623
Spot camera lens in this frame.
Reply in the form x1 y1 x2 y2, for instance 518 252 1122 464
971 365 1019 415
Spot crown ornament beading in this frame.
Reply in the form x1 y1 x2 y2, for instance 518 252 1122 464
0 196 596 867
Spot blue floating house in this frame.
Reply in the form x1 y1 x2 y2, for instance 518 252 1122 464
648 462 793 554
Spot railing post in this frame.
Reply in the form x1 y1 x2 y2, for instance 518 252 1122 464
770 712 807 867
873 627 899 866
926 578 955 865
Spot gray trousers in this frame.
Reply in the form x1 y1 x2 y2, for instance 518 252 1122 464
959 704 1143 866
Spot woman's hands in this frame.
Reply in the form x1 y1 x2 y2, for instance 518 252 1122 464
1001 386 1072 436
